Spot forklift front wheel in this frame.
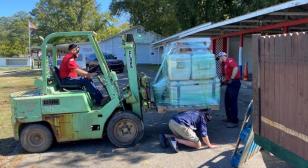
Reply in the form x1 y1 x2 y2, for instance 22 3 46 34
107 112 144 147
20 124 53 153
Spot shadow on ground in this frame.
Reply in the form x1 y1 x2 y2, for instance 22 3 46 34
1 66 292 168
261 150 293 168
0 69 41 77
5 109 244 168
197 150 234 168
0 137 19 156
0 85 250 167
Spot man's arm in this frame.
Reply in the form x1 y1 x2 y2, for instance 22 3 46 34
75 68 88 76
231 67 239 80
75 68 95 79
198 115 218 148
197 116 216 148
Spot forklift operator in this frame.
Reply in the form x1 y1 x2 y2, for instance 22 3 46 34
59 44 103 105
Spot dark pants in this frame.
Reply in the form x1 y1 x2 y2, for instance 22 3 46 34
225 80 241 123
62 77 102 105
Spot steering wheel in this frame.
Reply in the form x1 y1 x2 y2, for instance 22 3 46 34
88 65 105 85
88 64 102 74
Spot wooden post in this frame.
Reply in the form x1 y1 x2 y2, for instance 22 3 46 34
239 34 244 77
252 34 261 135
212 39 217 54
223 37 227 52
283 26 289 33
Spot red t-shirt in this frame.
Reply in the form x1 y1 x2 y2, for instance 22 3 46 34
224 58 241 80
59 53 79 79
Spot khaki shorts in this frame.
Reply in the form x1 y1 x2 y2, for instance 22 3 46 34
169 119 200 143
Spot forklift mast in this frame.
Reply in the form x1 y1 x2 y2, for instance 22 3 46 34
122 34 142 118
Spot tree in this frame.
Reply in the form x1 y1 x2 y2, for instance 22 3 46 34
110 0 289 36
0 11 31 57
31 0 128 42
110 0 181 36
31 0 100 36
0 0 129 57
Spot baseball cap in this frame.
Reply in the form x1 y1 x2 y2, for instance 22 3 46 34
68 44 79 51
215 51 227 60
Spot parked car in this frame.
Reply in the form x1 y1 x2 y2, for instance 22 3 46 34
86 53 124 73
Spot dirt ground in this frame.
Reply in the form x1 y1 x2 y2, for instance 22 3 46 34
0 66 293 168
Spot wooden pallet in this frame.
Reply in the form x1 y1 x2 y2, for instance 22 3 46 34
156 105 219 113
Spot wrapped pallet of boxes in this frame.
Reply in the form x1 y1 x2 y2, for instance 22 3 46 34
191 52 216 80
168 80 220 106
167 53 191 81
153 38 220 111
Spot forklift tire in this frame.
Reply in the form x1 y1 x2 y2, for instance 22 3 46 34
107 112 144 147
20 124 53 153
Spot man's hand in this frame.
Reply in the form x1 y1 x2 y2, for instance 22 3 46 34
227 79 233 84
202 136 219 149
85 72 97 79
208 144 219 148
221 79 233 86
221 79 228 86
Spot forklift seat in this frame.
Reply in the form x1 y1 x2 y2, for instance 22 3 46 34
51 66 83 90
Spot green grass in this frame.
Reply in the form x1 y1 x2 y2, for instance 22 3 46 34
0 69 39 155
0 67 31 71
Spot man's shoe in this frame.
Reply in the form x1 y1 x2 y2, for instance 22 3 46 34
159 134 168 148
226 122 238 128
167 137 179 153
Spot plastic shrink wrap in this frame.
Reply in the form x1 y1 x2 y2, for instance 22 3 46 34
153 38 220 110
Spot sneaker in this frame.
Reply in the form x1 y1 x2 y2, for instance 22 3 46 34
159 134 168 148
167 137 179 153
226 122 238 128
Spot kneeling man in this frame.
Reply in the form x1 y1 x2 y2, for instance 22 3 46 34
160 110 218 152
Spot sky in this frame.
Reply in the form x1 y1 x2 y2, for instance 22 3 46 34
0 0 128 23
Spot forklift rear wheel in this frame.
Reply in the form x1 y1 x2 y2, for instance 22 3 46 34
107 112 144 147
20 124 53 153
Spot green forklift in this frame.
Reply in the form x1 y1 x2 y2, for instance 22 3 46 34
10 31 151 153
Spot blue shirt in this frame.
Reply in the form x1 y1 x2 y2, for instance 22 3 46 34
172 111 208 137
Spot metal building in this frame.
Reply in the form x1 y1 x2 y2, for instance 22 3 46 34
153 0 308 78
100 26 162 64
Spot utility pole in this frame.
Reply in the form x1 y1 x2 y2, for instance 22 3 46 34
28 21 33 69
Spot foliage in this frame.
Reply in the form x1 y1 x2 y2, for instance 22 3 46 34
95 13 130 40
0 0 289 57
31 0 128 43
0 12 31 57
0 0 129 57
110 0 180 36
31 0 102 36
110 0 289 36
